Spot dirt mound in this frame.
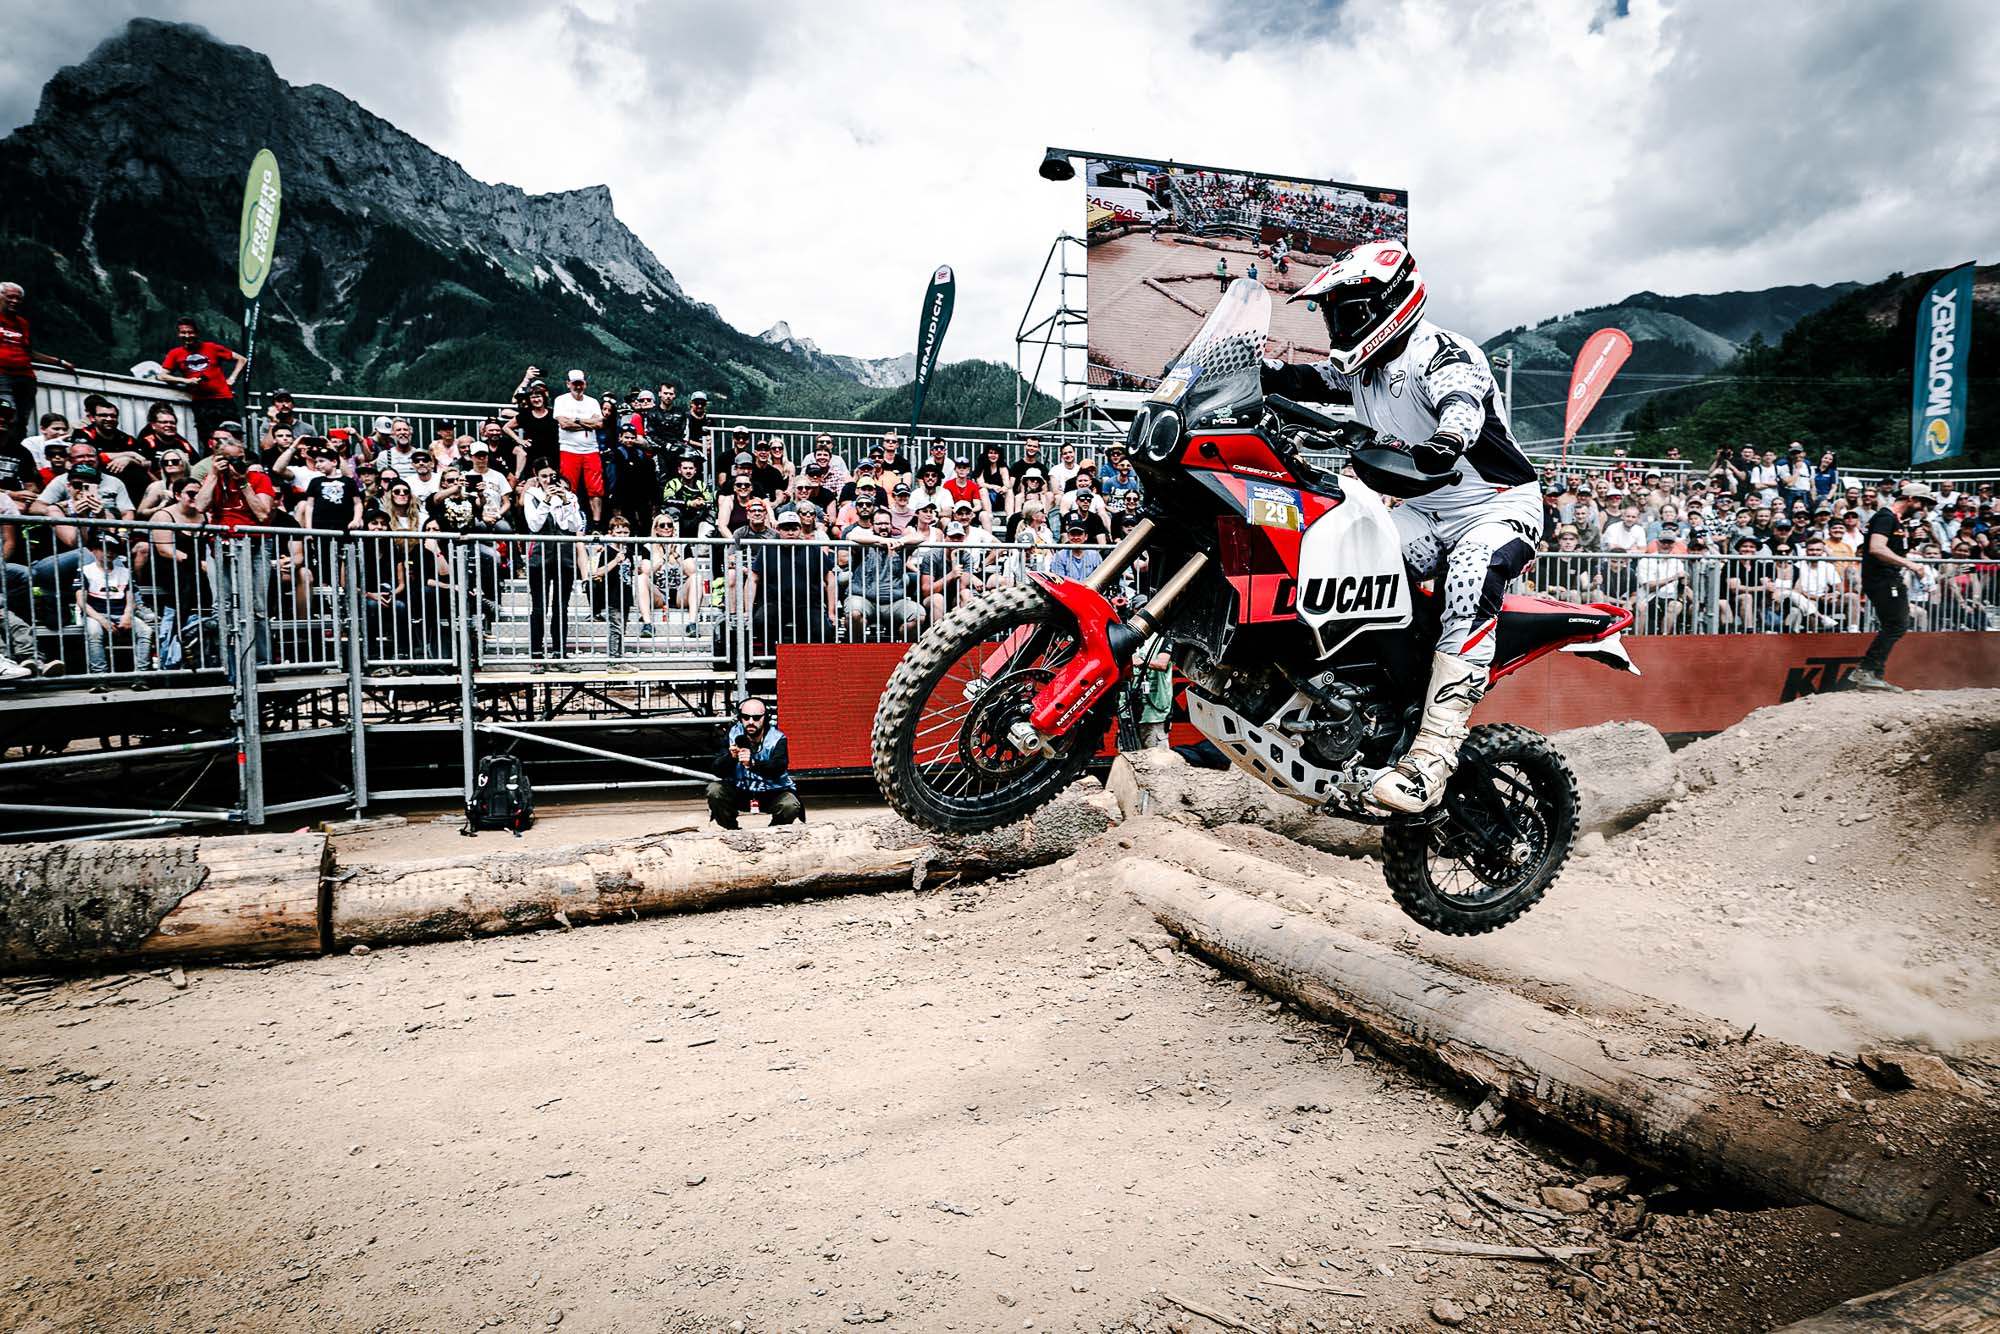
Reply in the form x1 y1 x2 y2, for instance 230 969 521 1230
1675 687 2000 856
1193 690 2000 1063
1602 688 2000 1058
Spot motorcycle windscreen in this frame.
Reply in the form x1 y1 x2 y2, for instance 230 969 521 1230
1293 472 1411 657
1151 278 1271 427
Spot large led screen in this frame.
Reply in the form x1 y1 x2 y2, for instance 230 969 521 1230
1083 154 1409 390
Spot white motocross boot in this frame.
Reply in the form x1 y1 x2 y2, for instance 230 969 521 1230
1370 651 1484 814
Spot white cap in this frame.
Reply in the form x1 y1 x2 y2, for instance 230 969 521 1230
566 369 585 383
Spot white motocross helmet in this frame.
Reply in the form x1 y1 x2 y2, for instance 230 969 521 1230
1287 242 1425 376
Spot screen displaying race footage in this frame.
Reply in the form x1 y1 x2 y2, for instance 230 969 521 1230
1082 153 1409 391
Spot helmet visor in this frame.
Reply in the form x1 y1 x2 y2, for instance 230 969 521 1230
1322 290 1380 349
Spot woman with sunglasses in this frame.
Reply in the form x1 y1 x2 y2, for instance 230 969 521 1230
510 380 559 477
718 471 758 533
637 512 700 635
1009 465 1049 519
383 480 424 534
143 477 210 669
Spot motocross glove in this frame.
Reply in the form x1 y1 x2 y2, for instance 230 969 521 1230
1411 431 1465 476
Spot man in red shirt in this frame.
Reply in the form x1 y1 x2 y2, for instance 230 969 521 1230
194 428 276 663
159 316 245 444
0 282 76 448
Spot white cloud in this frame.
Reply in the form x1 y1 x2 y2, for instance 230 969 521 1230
10 0 1997 394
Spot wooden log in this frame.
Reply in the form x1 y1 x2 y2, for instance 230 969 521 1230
0 834 329 971
1118 860 1999 1230
1772 1245 2000 1330
332 787 1117 948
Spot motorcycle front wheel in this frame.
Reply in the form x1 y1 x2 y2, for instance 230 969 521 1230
1381 723 1579 936
872 584 1110 833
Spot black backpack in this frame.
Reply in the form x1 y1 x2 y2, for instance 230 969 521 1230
465 754 534 834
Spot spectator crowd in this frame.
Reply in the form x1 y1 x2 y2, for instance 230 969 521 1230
1527 443 1998 632
1159 172 1407 249
0 329 1166 680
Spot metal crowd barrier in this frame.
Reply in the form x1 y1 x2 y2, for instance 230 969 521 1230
2 516 1991 692
1527 552 1995 636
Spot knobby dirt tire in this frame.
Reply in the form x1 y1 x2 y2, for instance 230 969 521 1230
871 584 1104 834
1381 723 1578 936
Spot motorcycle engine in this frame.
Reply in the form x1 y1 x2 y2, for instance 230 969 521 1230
1294 675 1369 769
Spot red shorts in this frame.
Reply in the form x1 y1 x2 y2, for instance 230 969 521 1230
560 451 605 498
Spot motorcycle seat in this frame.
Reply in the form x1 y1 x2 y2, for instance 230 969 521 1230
1493 594 1624 664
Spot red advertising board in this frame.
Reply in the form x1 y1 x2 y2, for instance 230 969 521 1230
776 635 2000 772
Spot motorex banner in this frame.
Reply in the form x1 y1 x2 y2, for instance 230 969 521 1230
1911 263 1974 466
908 265 955 434
237 149 282 377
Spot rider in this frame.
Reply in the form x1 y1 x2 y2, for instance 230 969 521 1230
1259 243 1540 814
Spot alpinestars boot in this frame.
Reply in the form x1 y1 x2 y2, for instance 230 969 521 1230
1370 651 1485 814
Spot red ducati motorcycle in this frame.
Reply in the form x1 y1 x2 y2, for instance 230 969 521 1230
871 281 1637 935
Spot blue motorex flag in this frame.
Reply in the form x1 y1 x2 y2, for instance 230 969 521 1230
1911 262 1975 466
908 264 955 435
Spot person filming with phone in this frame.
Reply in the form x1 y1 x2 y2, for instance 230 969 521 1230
192 424 277 662
705 696 803 829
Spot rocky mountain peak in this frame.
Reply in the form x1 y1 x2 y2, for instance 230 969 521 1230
8 18 685 304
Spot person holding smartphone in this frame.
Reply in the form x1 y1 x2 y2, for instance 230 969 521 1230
521 465 585 669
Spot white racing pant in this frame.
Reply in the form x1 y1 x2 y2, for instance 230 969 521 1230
1391 483 1541 670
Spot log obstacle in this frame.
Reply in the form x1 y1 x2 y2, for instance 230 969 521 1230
0 834 329 968
331 791 1115 948
1772 1245 2000 1330
0 789 1114 970
1118 855 1998 1230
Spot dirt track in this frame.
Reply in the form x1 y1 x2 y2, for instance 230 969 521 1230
5 690 1999 1332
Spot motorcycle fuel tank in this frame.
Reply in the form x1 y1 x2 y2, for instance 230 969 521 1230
1294 473 1411 658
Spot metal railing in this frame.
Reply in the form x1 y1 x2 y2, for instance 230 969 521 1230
4 512 1991 691
1526 552 1996 635
20 366 199 443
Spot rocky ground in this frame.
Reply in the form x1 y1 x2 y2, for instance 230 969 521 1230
4 691 1998 1333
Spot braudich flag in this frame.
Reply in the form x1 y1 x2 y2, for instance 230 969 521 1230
909 265 956 435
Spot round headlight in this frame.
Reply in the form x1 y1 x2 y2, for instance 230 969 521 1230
1146 407 1184 462
1125 405 1153 456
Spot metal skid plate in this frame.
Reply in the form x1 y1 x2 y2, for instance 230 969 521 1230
1186 690 1350 806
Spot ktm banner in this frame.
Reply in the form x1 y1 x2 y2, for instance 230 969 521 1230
1911 262 1974 465
775 633 2000 771
1562 328 1633 454
908 264 955 435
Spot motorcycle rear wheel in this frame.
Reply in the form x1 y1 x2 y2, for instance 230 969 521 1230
872 584 1110 833
1381 723 1578 936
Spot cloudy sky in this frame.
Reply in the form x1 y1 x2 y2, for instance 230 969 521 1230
6 0 1996 384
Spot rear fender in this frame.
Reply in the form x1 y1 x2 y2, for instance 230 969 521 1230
1017 572 1133 736
1488 600 1637 683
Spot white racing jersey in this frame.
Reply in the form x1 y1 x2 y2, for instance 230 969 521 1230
1265 317 1538 517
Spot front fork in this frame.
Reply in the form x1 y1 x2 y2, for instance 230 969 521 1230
1009 520 1211 755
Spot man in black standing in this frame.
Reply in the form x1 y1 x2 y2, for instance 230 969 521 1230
1844 480 1933 692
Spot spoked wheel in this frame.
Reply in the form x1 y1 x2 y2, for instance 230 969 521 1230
1381 723 1579 936
872 585 1108 833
